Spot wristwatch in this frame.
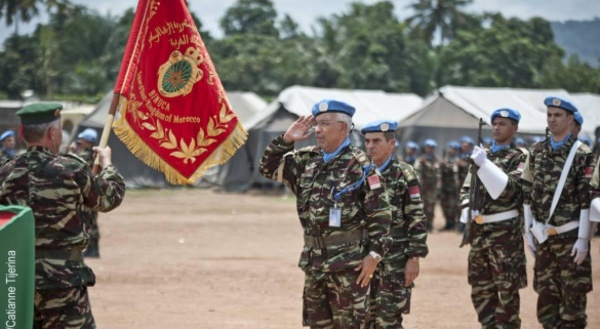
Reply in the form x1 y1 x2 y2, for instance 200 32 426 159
369 251 382 263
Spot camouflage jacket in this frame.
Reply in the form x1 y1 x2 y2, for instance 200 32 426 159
460 143 526 215
592 157 600 200
380 157 428 261
1 148 14 164
414 155 439 193
259 135 392 274
0 146 126 289
522 136 594 232
439 156 459 192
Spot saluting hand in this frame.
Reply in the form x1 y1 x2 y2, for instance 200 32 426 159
283 116 316 143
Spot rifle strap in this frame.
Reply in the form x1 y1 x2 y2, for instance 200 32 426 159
547 140 581 223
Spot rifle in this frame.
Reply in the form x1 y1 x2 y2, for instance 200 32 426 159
460 118 485 247
545 127 550 139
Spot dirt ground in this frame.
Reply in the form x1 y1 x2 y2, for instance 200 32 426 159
86 188 600 329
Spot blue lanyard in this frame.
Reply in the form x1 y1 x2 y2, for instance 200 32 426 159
333 163 373 202
377 154 393 172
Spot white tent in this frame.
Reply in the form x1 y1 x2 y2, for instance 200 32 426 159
397 85 589 152
570 93 600 140
244 85 424 189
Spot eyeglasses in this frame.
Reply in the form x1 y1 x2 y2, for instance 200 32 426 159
313 120 344 129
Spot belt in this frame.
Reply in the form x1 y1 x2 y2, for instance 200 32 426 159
304 230 367 249
544 220 579 236
36 248 84 261
475 210 519 225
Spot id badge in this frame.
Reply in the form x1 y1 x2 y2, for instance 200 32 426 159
329 205 342 227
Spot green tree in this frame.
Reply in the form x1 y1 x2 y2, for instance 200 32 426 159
436 15 564 88
219 0 279 37
406 0 474 45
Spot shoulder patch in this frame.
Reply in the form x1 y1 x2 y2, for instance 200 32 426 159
352 149 371 167
577 142 592 154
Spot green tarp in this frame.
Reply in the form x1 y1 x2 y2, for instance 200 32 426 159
0 205 34 329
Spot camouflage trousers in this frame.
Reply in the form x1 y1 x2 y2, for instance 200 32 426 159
533 235 592 329
34 285 95 329
468 221 527 329
440 190 459 225
421 192 436 230
302 270 370 329
367 261 412 329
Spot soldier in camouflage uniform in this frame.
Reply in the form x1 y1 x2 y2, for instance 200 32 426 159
68 128 101 258
403 141 419 166
457 135 474 187
259 100 392 329
439 141 461 231
522 97 594 329
0 103 126 329
459 108 528 329
590 156 600 239
414 139 439 232
0 129 16 163
361 120 428 329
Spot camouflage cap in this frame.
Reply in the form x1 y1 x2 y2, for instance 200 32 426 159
16 103 63 125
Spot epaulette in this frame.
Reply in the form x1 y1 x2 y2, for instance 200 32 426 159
578 142 592 154
398 161 419 186
352 149 371 168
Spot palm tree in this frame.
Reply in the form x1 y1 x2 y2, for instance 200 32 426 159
406 0 473 45
0 0 75 34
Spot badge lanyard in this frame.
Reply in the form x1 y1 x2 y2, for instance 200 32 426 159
329 164 373 227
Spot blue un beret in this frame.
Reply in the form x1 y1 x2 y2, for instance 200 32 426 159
360 119 398 135
406 141 419 150
447 141 460 150
78 128 98 143
573 111 583 126
423 139 437 148
491 108 521 123
483 137 494 145
311 99 356 118
460 136 474 145
544 96 578 114
515 137 527 146
0 130 15 142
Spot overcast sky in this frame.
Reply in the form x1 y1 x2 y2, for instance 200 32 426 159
1 0 599 42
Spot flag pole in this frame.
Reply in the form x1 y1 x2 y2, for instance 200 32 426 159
92 92 120 174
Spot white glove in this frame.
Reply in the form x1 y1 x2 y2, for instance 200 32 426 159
571 238 589 265
471 210 480 218
470 145 487 167
460 208 468 223
524 232 536 259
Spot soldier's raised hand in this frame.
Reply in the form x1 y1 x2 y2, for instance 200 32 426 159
283 115 316 143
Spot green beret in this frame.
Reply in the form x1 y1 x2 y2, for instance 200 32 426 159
16 103 63 125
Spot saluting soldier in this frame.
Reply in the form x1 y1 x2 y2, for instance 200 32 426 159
68 128 102 258
522 97 594 328
259 100 392 328
361 120 428 329
414 139 439 232
0 103 126 328
459 108 528 328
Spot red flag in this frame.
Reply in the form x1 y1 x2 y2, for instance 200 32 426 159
113 0 247 184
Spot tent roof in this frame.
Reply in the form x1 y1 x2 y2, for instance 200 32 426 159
406 85 575 134
247 85 423 130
